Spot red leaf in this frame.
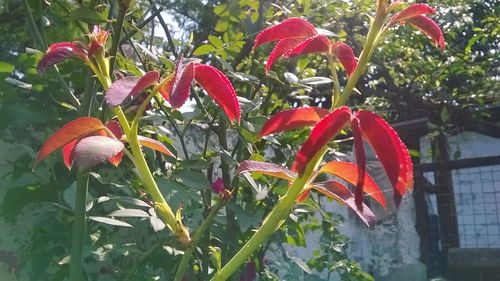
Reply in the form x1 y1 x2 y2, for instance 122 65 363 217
137 136 175 157
73 136 124 169
389 3 435 26
193 64 241 123
38 42 88 72
131 71 160 97
160 60 195 108
236 160 297 181
351 118 367 210
259 107 330 137
406 15 445 51
253 18 317 49
105 120 123 139
319 161 387 208
105 71 160 107
312 181 377 227
284 35 331 58
35 117 105 166
331 42 357 77
265 38 305 74
292 106 352 175
355 110 413 205
62 139 78 170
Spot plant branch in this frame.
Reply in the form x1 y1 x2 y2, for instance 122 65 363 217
173 194 230 281
118 8 164 46
153 95 190 159
150 4 178 57
109 4 127 76
68 170 89 281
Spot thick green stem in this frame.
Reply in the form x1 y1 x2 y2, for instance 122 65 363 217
69 170 89 281
211 149 326 281
174 196 229 281
96 72 190 244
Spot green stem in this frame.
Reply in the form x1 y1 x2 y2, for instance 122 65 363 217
96 72 190 244
327 55 341 108
334 12 386 108
211 148 326 281
69 170 89 281
174 196 229 281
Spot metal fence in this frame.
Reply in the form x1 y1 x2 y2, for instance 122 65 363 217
414 156 500 278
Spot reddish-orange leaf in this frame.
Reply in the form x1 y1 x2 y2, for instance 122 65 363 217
284 35 331 58
351 117 367 209
406 15 445 51
355 110 413 206
265 38 304 73
389 3 435 26
193 64 241 123
236 160 297 181
319 161 386 208
253 18 317 49
312 181 376 227
62 139 78 170
292 106 352 175
259 107 330 138
35 117 105 166
161 60 195 108
38 42 88 72
137 136 175 157
331 42 357 77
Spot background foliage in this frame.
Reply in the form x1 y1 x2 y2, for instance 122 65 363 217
0 0 498 280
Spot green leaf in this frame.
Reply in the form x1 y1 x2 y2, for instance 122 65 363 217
70 7 107 24
3 184 50 222
284 72 299 84
215 20 229 32
208 35 224 49
108 209 150 218
0 61 14 73
181 158 211 170
193 44 216 56
213 4 227 16
290 256 312 274
89 216 133 227
172 169 210 190
209 246 222 272
300 77 333 85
